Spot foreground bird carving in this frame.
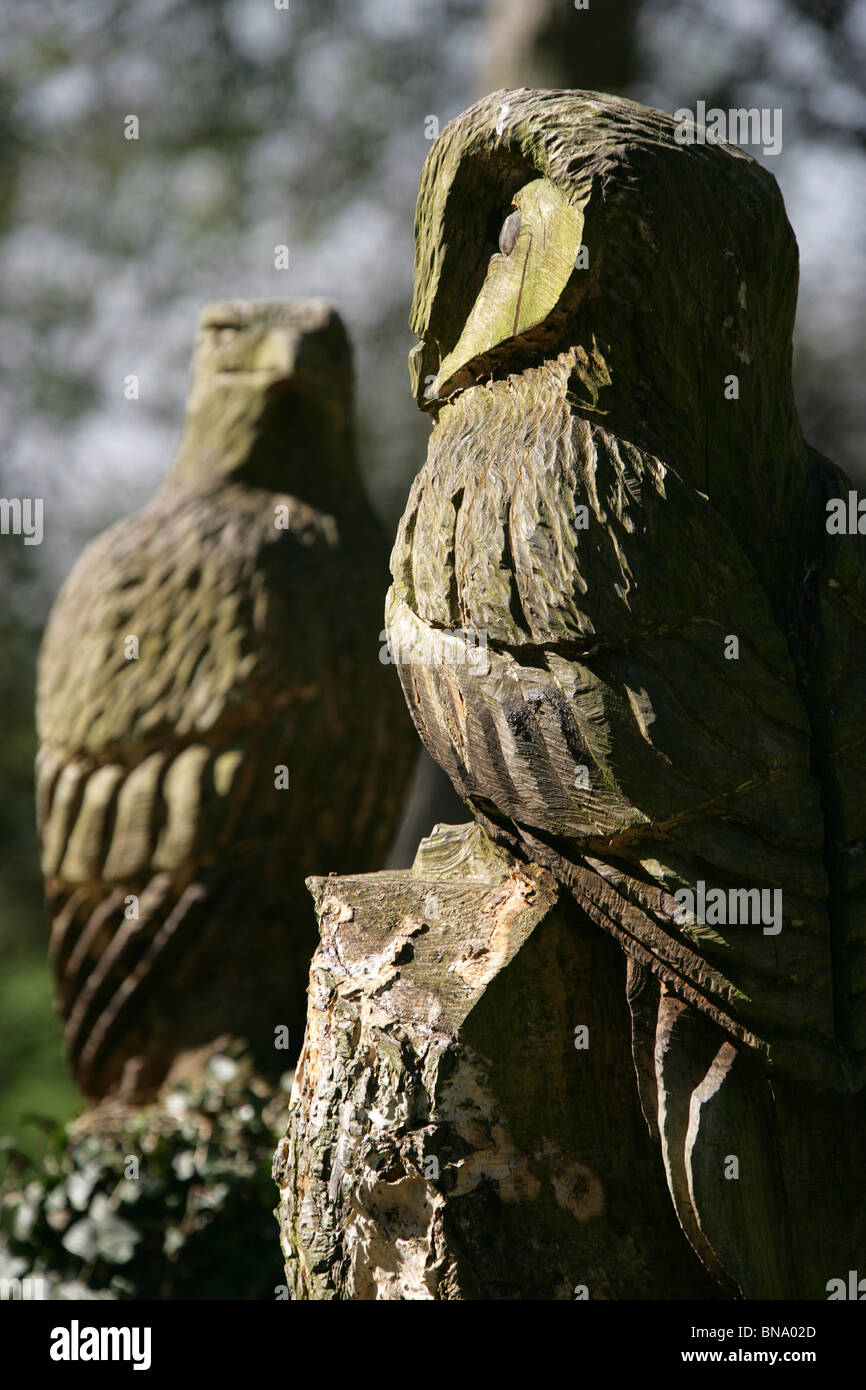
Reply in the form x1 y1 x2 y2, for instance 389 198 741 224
38 299 414 1102
386 90 866 1295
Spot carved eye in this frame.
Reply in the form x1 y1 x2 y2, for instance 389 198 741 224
498 208 521 257
207 323 241 345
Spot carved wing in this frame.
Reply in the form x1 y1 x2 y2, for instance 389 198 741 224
387 358 865 1093
38 482 396 1097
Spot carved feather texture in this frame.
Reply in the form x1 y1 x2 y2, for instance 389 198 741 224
387 85 866 1297
38 311 414 1101
387 354 866 1090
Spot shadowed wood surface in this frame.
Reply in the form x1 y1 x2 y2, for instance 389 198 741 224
379 89 866 1294
389 89 866 1095
275 822 723 1300
627 958 866 1297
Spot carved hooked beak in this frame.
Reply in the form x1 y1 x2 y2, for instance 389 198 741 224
410 177 584 411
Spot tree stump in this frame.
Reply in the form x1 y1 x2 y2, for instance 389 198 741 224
274 822 722 1299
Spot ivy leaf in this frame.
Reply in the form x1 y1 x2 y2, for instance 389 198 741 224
62 1195 141 1265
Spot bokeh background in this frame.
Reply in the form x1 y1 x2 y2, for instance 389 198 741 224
1 0 864 1150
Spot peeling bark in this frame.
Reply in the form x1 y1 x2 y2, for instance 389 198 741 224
275 822 722 1300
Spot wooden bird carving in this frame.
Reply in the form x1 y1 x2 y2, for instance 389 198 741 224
385 90 866 1297
38 299 415 1102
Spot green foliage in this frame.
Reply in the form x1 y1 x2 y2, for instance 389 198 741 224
0 952 78 1152
0 1047 290 1300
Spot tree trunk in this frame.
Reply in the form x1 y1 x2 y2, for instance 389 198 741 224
274 822 723 1300
478 0 641 96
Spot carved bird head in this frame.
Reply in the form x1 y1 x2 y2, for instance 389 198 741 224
408 89 806 602
172 298 358 497
192 299 351 392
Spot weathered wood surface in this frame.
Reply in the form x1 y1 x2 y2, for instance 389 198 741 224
277 821 866 1299
376 89 866 1296
390 90 866 1096
275 822 722 1300
628 961 866 1297
36 299 416 1101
